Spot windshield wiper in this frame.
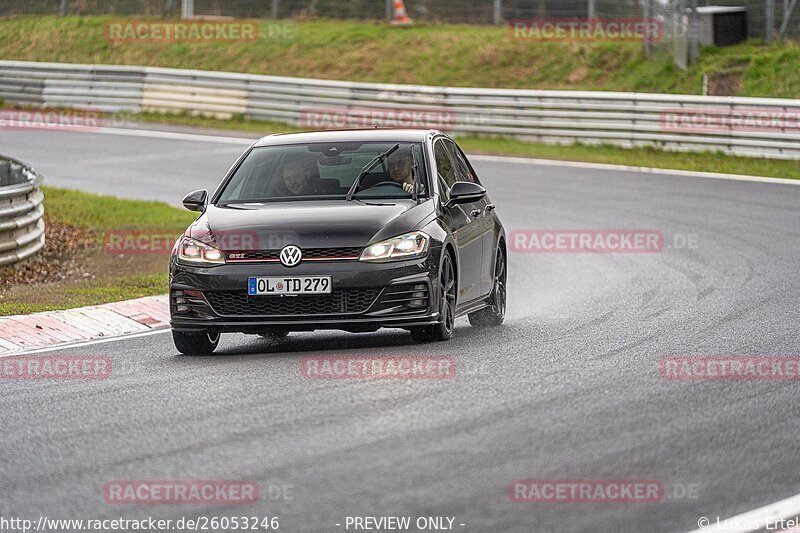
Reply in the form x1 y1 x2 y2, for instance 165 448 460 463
410 147 420 203
346 144 399 201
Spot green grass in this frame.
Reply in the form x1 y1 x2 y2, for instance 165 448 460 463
118 110 800 180
0 16 798 97
0 187 194 315
130 110 299 135
42 186 196 231
0 273 168 315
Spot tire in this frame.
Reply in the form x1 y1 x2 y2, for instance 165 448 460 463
411 252 455 343
468 245 506 327
172 330 220 355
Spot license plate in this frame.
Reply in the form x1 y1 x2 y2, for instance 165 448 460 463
248 276 332 295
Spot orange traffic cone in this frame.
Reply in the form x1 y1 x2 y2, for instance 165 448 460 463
390 0 413 26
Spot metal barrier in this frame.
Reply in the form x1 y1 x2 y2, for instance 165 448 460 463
1 60 799 160
0 156 45 268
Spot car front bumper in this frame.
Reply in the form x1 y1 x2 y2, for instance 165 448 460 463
169 249 442 334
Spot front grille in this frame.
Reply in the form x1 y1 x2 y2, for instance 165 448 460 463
225 247 362 261
205 288 380 317
304 247 362 259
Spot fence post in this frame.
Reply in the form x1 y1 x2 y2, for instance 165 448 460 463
765 0 775 42
181 0 194 19
59 0 67 16
271 0 279 19
494 0 502 24
779 0 799 37
643 0 651 58
166 0 174 18
588 0 596 19
689 0 699 64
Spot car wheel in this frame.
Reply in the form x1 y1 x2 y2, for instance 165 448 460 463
172 330 220 355
411 252 455 343
468 245 506 327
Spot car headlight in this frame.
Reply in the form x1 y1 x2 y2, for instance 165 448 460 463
360 231 429 262
177 236 225 266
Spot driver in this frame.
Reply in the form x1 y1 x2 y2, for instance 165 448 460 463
281 154 320 196
387 149 415 193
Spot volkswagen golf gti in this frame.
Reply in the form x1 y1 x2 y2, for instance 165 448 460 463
169 129 506 354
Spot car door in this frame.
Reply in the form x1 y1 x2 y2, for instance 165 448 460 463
434 138 484 305
451 142 495 298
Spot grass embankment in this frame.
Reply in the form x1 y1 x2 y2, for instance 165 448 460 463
0 187 196 315
0 17 798 97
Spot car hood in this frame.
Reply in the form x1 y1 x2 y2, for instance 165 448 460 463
188 199 435 250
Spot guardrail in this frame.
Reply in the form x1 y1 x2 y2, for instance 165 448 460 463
0 156 45 268
1 60 799 160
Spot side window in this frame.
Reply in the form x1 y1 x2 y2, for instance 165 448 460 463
451 143 480 184
434 139 457 198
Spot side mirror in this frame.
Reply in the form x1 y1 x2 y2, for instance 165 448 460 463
182 189 208 212
445 181 486 208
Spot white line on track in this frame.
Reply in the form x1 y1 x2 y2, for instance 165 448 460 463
469 154 800 187
0 328 172 357
92 126 254 145
688 492 800 532
63 126 799 187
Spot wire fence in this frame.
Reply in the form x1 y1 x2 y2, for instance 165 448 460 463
0 0 641 20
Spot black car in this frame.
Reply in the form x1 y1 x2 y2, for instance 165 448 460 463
169 129 506 354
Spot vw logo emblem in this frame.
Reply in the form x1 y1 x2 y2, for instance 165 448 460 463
279 245 302 267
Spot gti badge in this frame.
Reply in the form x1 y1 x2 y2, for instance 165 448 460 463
279 245 302 267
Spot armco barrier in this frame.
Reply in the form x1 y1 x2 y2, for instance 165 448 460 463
0 62 144 112
0 156 45 268
1 60 799 160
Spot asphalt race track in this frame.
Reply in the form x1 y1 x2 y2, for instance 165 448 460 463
2 127 800 532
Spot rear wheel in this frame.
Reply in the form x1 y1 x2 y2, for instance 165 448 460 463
469 245 506 327
172 330 220 355
411 252 455 343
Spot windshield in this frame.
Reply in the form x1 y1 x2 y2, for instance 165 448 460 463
216 142 428 204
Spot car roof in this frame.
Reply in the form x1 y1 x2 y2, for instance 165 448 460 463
252 129 444 147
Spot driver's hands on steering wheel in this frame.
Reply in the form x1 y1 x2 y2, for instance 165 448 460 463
402 182 413 193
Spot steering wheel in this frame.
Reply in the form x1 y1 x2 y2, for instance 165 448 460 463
369 181 406 189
